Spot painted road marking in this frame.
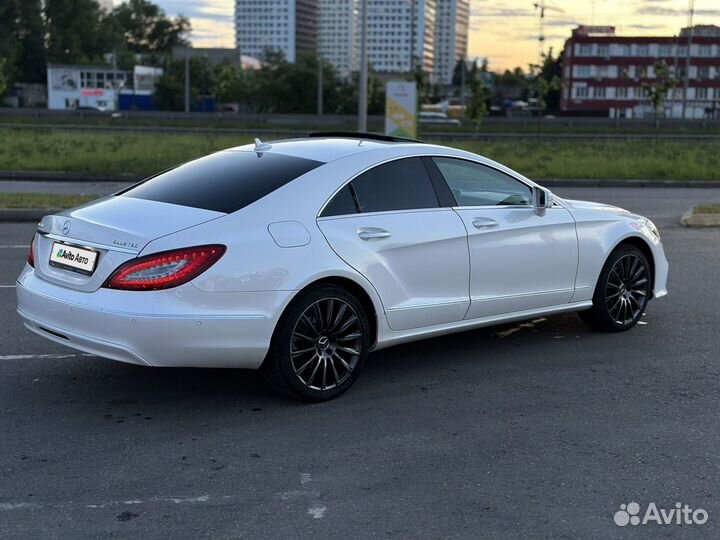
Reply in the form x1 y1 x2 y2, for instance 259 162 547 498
0 494 218 512
0 353 96 360
280 473 327 520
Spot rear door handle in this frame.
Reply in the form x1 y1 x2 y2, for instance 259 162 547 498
358 227 391 241
472 217 499 229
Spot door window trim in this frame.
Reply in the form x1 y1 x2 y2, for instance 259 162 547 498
316 153 567 219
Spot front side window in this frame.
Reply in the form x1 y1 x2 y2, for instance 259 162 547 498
432 157 532 207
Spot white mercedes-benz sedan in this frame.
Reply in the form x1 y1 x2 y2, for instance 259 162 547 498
16 132 668 401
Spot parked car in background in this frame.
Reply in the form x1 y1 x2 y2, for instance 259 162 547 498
419 111 461 126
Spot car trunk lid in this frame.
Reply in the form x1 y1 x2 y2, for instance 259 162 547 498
33 196 225 292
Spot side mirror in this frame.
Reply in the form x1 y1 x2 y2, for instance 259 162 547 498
532 187 553 213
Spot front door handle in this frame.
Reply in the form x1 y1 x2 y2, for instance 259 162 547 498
358 227 391 241
472 217 499 229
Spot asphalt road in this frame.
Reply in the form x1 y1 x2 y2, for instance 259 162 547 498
1 187 719 540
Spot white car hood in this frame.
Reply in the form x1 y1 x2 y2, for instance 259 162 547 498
560 198 641 219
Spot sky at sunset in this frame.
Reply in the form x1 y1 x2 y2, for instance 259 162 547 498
138 0 720 71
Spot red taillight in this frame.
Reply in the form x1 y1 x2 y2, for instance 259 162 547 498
103 245 226 291
27 235 35 268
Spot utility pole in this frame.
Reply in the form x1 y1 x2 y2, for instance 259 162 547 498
184 52 190 113
681 0 694 119
112 47 119 112
669 34 680 115
533 1 546 64
358 0 368 132
317 56 324 116
460 55 466 109
409 0 415 76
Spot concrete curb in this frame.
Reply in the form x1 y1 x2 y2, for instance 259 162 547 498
1 170 719 187
681 209 720 227
540 179 720 188
0 209 56 222
0 171 143 182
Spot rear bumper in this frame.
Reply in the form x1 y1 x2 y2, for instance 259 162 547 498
16 266 287 369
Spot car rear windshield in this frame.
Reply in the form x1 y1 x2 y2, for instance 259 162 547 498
120 151 323 214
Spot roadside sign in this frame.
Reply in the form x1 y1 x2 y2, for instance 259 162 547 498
385 81 417 138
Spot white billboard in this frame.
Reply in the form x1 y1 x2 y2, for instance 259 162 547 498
385 81 417 138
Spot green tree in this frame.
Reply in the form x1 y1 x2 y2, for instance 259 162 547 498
466 76 491 130
153 56 214 111
642 60 677 124
536 47 563 112
412 63 431 103
110 0 190 55
451 58 465 87
214 62 245 104
332 69 385 115
45 0 106 63
496 67 527 86
528 58 562 134
16 1 46 82
0 59 8 97
0 0 46 84
0 2 21 87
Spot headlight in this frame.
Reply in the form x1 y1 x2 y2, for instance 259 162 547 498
643 219 660 239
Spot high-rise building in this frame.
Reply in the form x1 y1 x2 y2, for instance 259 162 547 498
433 0 469 85
365 0 437 77
319 0 360 78
236 0 468 84
235 0 318 63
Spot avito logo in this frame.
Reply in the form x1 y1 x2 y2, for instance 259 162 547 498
614 501 708 527
56 248 76 262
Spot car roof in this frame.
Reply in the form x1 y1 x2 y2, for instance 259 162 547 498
225 135 428 163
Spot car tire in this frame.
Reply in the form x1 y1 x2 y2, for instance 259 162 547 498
262 285 371 402
579 244 651 332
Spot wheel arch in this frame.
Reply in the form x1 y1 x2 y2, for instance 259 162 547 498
276 274 382 348
609 235 656 293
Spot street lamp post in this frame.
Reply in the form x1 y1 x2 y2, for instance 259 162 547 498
317 55 324 116
358 0 368 132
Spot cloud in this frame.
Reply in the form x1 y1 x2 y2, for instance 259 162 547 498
636 5 720 16
543 19 580 27
516 32 570 42
154 0 233 22
627 23 660 30
470 7 534 18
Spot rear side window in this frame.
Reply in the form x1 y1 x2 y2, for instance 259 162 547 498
321 185 357 217
350 157 439 214
121 151 323 214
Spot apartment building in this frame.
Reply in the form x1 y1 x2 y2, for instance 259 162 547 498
434 0 469 85
561 25 720 119
319 0 360 78
235 0 318 63
237 0 468 84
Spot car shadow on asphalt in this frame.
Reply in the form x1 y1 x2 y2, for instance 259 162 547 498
14 312 603 414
